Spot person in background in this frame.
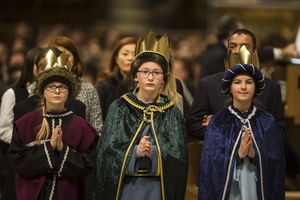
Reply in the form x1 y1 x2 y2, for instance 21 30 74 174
6 50 26 87
1 47 42 145
49 36 103 135
200 14 298 79
8 49 99 200
200 15 244 79
0 78 6 105
173 56 195 104
94 32 188 200
82 61 100 85
96 36 136 120
0 47 42 200
0 43 9 101
199 64 285 200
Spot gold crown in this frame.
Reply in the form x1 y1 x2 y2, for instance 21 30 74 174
39 48 72 72
36 48 78 98
225 45 260 70
135 31 171 62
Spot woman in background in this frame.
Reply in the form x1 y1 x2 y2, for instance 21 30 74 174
96 36 136 120
0 47 42 200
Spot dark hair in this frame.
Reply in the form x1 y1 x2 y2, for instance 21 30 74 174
48 36 83 77
109 37 137 74
228 29 257 50
96 37 136 84
131 52 169 82
83 61 100 84
217 15 243 41
16 47 43 87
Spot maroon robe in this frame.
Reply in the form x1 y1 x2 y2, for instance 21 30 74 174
8 108 99 200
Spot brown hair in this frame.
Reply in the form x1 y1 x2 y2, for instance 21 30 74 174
48 36 83 77
97 37 136 83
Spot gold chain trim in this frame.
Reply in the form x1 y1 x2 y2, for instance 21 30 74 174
122 94 174 113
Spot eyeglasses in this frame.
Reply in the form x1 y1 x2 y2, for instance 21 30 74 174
137 70 164 78
45 84 69 93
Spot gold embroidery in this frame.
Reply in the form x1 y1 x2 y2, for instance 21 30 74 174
121 94 174 113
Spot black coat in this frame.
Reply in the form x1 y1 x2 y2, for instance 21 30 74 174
96 72 126 121
187 72 285 139
199 40 275 78
200 41 227 78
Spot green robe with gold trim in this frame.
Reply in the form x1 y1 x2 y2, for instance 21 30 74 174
94 92 188 200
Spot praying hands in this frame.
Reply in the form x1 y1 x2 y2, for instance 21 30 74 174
50 125 63 152
136 136 153 158
238 131 255 159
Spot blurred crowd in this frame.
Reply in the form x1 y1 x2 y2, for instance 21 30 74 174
0 22 207 100
0 20 298 105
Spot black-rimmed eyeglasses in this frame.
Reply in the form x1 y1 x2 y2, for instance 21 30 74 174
45 84 69 93
137 70 164 78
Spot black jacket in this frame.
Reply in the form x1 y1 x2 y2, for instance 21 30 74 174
200 41 227 78
199 40 275 78
96 71 126 121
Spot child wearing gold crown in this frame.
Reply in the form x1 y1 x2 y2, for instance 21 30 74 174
94 32 188 200
8 48 99 200
199 63 285 200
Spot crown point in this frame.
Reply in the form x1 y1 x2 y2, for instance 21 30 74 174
135 31 171 63
40 48 72 72
225 45 260 70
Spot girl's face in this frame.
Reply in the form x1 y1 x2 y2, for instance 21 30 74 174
116 44 135 76
135 61 164 96
230 74 255 105
44 81 69 108
56 46 75 67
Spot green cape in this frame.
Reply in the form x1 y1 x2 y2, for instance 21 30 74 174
94 92 188 200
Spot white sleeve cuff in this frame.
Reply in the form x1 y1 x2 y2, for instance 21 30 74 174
273 48 283 60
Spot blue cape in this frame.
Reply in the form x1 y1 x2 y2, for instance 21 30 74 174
199 106 285 200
